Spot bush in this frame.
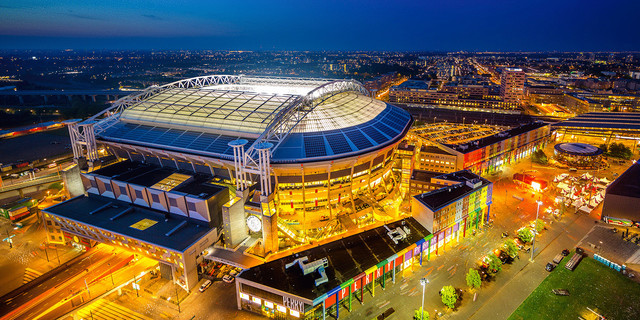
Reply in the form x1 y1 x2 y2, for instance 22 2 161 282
607 142 632 160
440 285 458 309
466 268 482 289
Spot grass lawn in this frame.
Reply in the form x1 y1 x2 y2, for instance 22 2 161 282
508 254 640 320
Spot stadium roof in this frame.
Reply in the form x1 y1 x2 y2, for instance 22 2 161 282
91 75 412 163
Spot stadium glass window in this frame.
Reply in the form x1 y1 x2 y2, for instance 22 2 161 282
151 194 160 203
90 180 98 188
187 202 197 212
135 190 143 199
103 183 112 193
119 186 127 195
169 198 178 207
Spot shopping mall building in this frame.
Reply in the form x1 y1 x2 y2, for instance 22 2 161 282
43 75 413 291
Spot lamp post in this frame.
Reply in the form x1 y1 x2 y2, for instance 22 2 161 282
420 278 429 320
530 200 543 262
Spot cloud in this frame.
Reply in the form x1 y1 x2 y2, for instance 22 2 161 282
141 14 163 20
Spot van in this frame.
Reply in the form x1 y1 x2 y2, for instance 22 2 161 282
569 168 577 172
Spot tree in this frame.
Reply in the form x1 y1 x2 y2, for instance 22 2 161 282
486 253 502 275
440 286 458 309
466 268 482 290
518 228 534 244
608 142 632 160
503 239 519 258
599 143 608 154
531 149 548 164
413 307 430 320
535 219 545 234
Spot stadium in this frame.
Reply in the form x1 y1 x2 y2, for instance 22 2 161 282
45 75 413 290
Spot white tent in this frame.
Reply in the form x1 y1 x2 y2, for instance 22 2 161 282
581 173 593 180
600 177 611 184
579 205 592 214
557 182 569 190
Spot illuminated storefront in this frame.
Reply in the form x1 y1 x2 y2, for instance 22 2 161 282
236 218 433 320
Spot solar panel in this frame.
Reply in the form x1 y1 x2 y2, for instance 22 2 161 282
344 130 373 150
170 131 202 147
361 126 388 144
326 133 353 154
304 136 327 157
153 129 184 145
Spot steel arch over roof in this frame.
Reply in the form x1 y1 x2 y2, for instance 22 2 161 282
89 75 412 163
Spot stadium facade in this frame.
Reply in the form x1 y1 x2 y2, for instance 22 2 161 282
44 75 413 291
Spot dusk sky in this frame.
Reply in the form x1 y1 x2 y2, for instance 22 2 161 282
1 0 639 51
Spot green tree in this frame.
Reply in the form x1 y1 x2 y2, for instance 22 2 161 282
534 219 545 233
531 149 548 164
440 285 458 309
503 239 519 258
413 307 430 320
518 228 534 243
486 253 502 275
466 268 482 290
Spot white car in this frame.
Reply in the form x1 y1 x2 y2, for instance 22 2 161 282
199 280 212 292
222 275 235 283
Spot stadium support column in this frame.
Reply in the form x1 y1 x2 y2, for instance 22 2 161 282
256 142 277 254
68 120 99 163
229 139 249 191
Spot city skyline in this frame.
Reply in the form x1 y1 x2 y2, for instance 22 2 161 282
1 0 639 51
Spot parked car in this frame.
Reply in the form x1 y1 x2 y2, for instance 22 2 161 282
545 263 556 272
501 232 509 238
199 280 212 292
551 289 570 296
222 274 235 283
561 249 570 256
575 247 584 255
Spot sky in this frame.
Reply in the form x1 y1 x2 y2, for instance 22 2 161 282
0 0 639 51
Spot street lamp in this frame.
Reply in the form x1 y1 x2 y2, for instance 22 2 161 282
530 200 543 262
420 278 429 320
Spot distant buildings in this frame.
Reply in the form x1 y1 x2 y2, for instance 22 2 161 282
389 80 520 113
500 67 525 104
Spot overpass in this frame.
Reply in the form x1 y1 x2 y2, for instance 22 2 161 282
0 90 138 104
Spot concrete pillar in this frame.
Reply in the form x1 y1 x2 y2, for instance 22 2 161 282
42 95 48 104
91 95 96 102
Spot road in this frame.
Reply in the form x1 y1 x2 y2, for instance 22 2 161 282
0 246 132 320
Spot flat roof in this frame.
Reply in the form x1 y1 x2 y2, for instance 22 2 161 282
238 218 430 301
552 112 640 131
43 194 214 252
414 170 491 211
420 145 454 156
606 160 640 199
92 160 227 199
410 169 440 183
443 122 548 153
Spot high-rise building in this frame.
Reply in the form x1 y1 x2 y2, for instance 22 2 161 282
500 67 525 104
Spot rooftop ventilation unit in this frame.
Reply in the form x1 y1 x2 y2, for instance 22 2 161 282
285 256 329 286
384 225 409 244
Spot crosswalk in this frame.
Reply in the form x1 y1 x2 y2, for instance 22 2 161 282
23 268 42 284
77 300 152 320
